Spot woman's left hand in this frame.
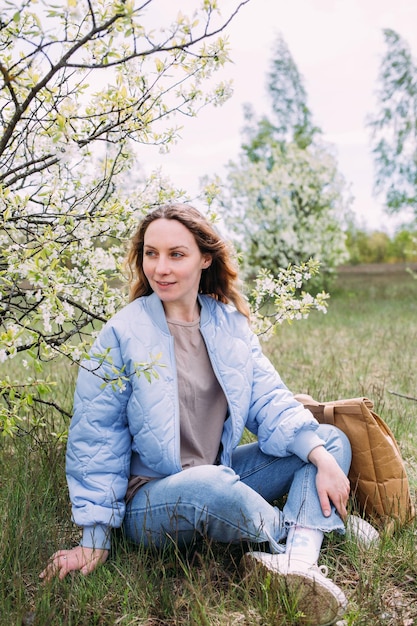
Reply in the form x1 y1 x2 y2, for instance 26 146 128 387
308 445 350 519
39 545 109 581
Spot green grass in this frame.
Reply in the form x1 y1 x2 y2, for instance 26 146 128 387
265 267 417 452
2 265 417 625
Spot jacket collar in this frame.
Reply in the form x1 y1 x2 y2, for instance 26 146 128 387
143 292 214 333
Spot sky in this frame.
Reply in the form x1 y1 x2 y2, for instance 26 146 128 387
139 0 417 233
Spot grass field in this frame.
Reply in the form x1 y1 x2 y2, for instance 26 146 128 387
1 264 417 625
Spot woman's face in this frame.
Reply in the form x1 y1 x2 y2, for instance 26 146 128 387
143 218 211 317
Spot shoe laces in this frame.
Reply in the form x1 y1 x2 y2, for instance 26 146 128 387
316 564 329 577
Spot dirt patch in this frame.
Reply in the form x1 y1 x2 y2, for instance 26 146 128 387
337 262 417 274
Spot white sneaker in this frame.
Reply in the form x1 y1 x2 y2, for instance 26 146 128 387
346 514 380 548
240 551 347 626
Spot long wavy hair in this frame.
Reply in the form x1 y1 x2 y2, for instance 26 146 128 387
125 203 250 319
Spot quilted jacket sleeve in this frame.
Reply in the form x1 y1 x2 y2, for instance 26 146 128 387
66 322 133 550
246 329 325 461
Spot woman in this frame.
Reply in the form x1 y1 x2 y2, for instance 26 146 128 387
40 203 351 625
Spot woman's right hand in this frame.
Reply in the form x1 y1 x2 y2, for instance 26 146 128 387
39 545 109 581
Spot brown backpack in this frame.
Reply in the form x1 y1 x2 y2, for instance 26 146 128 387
295 394 415 532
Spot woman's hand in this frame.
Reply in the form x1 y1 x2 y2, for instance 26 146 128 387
308 445 350 520
39 545 109 581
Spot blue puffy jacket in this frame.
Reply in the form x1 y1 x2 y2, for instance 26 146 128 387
66 292 324 549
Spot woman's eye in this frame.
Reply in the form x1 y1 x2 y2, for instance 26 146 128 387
144 250 157 257
171 252 183 258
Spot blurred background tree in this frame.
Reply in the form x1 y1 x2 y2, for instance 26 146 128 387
212 34 352 289
368 29 417 220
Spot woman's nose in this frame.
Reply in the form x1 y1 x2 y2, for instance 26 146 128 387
155 255 169 274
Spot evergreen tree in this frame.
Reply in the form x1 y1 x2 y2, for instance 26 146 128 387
216 35 350 284
368 29 417 217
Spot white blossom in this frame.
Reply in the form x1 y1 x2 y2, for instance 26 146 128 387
55 313 66 326
71 347 83 361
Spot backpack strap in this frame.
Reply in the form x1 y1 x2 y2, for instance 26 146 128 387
321 403 335 425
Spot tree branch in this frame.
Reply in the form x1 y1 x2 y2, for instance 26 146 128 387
388 390 417 402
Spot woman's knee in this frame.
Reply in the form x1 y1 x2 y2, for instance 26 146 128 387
182 464 240 493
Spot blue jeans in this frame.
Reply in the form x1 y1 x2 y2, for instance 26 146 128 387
123 424 351 553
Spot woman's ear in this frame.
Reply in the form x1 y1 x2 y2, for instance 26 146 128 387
202 255 212 269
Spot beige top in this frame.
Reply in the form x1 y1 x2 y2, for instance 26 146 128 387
126 316 228 502
168 317 227 469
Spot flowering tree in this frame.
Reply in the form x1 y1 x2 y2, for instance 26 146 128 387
0 0 252 436
213 35 351 285
0 2 329 438
217 142 350 282
248 259 329 339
